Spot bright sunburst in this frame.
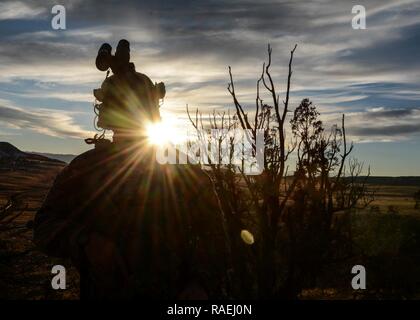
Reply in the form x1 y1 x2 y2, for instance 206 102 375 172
146 118 185 146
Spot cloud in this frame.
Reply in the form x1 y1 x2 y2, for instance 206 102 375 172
350 124 420 137
0 1 46 21
363 107 418 119
20 91 92 103
0 0 420 147
0 104 92 138
332 107 420 142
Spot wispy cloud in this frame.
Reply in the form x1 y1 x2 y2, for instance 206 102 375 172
0 1 46 21
0 0 419 162
0 103 92 138
324 107 420 142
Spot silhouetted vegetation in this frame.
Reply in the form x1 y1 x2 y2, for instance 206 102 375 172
187 45 377 298
414 190 420 209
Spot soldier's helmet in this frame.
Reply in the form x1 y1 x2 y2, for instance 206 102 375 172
92 40 165 136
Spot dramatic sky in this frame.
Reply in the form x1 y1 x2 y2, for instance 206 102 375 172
0 0 419 175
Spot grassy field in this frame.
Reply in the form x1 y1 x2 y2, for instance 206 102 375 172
303 183 420 299
366 184 419 215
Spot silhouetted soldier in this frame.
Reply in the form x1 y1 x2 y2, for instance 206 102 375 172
33 40 226 299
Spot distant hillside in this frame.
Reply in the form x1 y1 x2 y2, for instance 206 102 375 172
0 142 25 158
0 142 65 169
345 176 420 187
30 152 76 164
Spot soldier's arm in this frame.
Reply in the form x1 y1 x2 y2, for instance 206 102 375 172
34 167 74 258
33 152 95 261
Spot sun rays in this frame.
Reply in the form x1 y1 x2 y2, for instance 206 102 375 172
146 118 186 146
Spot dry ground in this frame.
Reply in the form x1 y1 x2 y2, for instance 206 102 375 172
1 161 419 299
0 163 80 299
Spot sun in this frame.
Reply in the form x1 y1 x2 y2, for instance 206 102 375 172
146 119 184 146
147 122 169 145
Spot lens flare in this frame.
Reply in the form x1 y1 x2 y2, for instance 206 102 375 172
146 119 184 146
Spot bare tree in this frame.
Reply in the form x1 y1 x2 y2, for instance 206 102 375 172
187 44 373 299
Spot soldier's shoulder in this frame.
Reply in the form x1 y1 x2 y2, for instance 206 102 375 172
71 146 105 166
64 142 115 174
